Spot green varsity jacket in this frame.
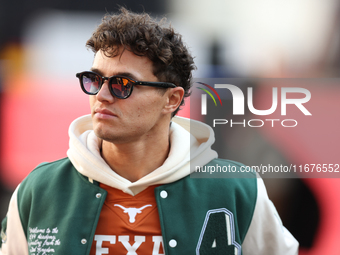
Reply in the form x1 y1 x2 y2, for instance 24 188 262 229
4 157 257 255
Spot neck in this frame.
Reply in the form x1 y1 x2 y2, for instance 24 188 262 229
101 128 171 182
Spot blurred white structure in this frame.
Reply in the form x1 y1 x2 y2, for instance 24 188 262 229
167 0 339 77
21 1 340 78
23 10 103 81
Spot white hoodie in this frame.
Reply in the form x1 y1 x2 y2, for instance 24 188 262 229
0 115 298 255
66 115 218 195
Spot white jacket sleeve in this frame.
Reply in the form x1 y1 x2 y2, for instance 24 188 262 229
242 178 299 255
0 185 28 255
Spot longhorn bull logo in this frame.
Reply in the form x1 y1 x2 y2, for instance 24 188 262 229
114 204 152 223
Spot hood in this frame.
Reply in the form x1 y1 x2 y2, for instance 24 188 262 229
67 115 217 195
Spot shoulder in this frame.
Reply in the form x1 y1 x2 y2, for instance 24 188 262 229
21 157 75 185
17 157 92 217
29 157 73 174
242 177 299 254
17 157 83 201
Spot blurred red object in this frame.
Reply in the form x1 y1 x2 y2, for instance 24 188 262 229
256 82 340 255
1 76 89 188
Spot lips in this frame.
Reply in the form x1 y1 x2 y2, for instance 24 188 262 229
95 108 117 118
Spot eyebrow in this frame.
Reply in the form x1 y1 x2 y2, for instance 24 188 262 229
90 68 139 81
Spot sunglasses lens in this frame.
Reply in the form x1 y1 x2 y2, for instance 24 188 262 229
110 77 133 98
82 73 101 94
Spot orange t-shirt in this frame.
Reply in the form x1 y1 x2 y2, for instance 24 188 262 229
90 184 164 255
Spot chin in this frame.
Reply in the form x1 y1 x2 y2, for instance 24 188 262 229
94 128 122 144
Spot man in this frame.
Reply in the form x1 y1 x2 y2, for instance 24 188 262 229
0 8 298 255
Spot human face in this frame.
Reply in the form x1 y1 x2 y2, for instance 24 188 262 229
89 49 170 144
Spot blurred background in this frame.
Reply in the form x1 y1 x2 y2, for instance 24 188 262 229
1 0 340 254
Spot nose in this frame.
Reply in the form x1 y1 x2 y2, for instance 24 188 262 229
96 80 115 103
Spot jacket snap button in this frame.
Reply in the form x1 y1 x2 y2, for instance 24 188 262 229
169 239 177 248
160 190 168 198
81 238 87 244
96 193 102 198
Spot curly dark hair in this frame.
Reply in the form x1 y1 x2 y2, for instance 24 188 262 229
86 7 196 116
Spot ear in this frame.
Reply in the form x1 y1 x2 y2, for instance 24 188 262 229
162 87 185 114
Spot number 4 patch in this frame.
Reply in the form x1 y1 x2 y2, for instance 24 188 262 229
196 208 241 255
